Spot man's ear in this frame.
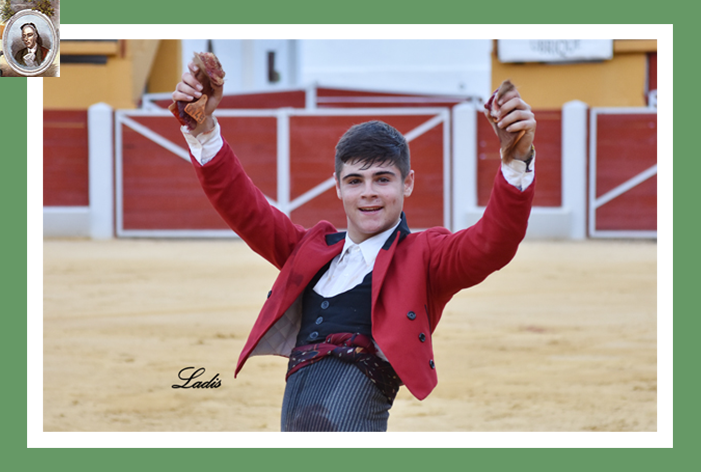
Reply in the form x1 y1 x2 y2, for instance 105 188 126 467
404 170 415 197
335 173 342 199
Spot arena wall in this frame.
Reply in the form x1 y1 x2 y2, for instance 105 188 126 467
43 87 657 240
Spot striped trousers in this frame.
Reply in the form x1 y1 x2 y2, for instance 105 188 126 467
281 357 394 432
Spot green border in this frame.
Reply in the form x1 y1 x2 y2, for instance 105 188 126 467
58 0 676 25
5 77 29 459
24 0 681 469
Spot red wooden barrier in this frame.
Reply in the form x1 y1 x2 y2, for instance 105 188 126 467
43 110 90 207
477 109 562 207
118 111 446 232
46 97 654 239
593 112 657 233
121 116 277 231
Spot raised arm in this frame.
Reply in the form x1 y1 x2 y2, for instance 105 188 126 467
428 80 536 300
172 58 307 269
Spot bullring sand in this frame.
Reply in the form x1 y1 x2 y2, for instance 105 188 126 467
43 238 657 432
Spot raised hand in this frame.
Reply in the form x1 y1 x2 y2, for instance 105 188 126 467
171 53 225 135
484 80 536 164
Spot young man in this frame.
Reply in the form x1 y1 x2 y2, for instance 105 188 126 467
173 61 536 432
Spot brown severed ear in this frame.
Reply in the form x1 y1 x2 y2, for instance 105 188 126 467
170 52 225 130
483 79 525 164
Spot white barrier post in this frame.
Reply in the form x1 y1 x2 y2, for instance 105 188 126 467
276 108 291 216
451 101 478 231
561 100 588 240
88 103 114 239
305 83 317 109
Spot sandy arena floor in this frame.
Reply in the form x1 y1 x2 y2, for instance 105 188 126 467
43 238 657 432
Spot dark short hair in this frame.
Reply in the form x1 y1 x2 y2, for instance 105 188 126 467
20 23 43 48
335 121 410 179
21 23 38 34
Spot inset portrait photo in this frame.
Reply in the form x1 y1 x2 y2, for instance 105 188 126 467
2 9 58 77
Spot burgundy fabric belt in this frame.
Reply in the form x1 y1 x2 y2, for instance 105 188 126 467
286 332 402 403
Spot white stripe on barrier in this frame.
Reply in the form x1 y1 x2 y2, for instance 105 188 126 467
317 96 463 104
404 113 444 142
119 114 191 162
289 177 336 212
594 164 658 209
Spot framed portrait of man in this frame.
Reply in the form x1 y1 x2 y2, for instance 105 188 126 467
2 9 58 77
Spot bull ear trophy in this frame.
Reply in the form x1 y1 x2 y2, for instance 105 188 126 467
169 52 226 130
483 79 526 164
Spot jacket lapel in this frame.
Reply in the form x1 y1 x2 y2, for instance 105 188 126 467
276 229 345 308
372 213 411 308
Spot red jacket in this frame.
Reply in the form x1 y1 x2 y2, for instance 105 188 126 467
192 140 535 400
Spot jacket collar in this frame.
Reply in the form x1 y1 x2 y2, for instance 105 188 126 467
325 231 346 246
382 212 411 250
325 212 411 249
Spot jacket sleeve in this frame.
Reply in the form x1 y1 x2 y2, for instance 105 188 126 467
426 167 535 302
191 139 307 270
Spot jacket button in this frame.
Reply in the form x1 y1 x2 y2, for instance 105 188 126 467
419 333 426 342
315 316 324 325
429 359 435 369
407 311 416 320
267 290 272 299
321 300 330 309
309 331 319 340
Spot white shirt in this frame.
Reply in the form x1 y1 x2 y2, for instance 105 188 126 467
313 221 401 297
24 44 39 67
181 120 224 165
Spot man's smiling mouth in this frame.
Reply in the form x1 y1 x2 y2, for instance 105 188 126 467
359 206 382 213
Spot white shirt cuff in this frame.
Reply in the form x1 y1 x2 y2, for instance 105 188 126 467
180 117 223 166
500 149 535 191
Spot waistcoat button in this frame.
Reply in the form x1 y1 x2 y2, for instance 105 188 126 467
407 311 416 320
321 300 330 309
419 333 426 342
429 359 435 369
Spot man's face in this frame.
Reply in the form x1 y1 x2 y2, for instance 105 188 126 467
22 27 36 49
335 160 414 244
